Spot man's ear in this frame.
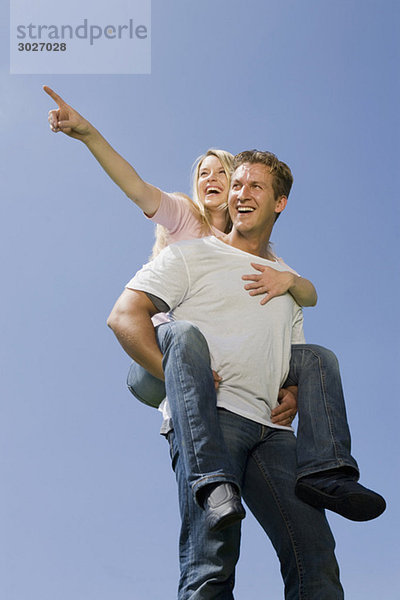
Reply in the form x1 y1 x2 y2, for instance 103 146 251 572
275 195 288 215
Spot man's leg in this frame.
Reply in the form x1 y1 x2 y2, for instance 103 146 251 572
155 321 244 529
168 407 270 599
243 427 344 600
287 344 385 521
167 429 240 600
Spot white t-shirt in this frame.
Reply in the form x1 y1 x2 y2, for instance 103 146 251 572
126 236 305 430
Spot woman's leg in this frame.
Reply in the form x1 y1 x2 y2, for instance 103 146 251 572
287 344 386 521
286 344 358 477
155 321 241 497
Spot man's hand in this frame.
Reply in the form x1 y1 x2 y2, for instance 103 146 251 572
212 370 222 390
270 386 298 426
242 263 296 305
44 85 93 141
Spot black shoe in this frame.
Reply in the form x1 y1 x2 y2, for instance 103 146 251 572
204 483 246 532
295 471 386 521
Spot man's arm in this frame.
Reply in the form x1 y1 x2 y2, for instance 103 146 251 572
107 288 165 380
242 263 317 307
44 86 161 216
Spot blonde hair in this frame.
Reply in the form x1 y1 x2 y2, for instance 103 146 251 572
150 149 234 259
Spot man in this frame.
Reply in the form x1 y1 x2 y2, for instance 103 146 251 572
108 150 352 598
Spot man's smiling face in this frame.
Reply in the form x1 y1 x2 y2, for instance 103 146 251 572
228 162 287 235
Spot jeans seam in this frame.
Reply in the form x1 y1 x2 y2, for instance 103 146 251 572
311 349 342 465
295 346 342 466
251 446 306 599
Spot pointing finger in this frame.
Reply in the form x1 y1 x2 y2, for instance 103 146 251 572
43 85 66 107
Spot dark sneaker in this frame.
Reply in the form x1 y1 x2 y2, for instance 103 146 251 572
295 471 386 521
204 483 246 532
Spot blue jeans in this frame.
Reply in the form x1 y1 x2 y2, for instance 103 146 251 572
127 322 359 497
285 344 358 478
168 409 343 599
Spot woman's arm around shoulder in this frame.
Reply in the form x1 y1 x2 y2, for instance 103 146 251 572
242 261 318 307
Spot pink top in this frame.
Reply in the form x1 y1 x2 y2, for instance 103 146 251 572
148 191 221 241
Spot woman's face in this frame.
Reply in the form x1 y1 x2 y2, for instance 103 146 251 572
197 155 229 211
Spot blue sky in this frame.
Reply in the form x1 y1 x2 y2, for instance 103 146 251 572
1 1 399 598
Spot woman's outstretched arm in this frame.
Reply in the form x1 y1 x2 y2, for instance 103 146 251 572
43 86 161 216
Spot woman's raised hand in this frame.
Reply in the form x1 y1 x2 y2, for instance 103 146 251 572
43 85 93 141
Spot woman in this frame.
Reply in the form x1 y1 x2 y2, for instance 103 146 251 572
45 87 384 530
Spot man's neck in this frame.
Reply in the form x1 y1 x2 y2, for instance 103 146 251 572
223 228 274 260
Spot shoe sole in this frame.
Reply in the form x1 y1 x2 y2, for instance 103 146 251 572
295 482 386 521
